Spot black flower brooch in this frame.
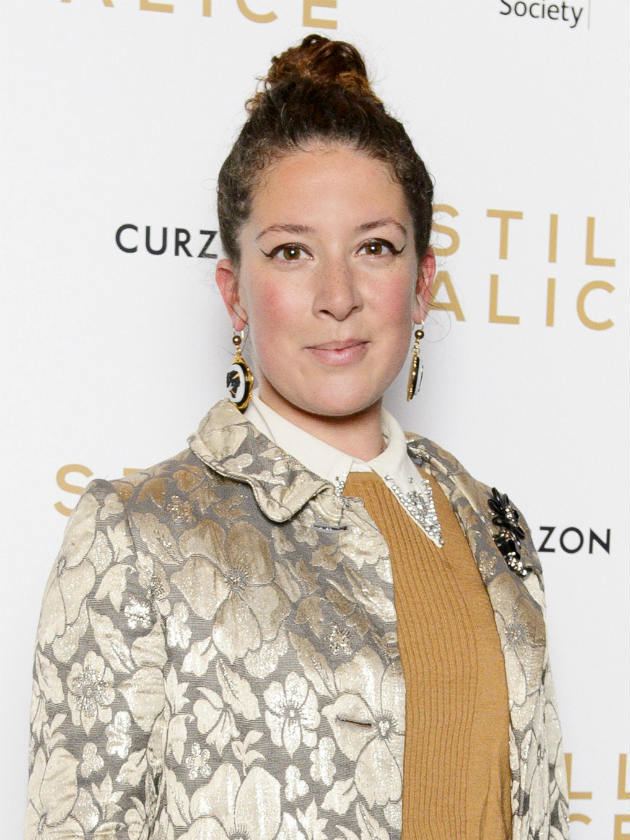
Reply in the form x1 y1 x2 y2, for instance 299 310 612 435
488 487 532 578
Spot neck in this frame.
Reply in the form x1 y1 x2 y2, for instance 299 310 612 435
257 382 385 462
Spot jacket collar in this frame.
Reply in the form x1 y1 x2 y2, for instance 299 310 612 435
188 397 437 523
188 397 330 523
188 397 542 580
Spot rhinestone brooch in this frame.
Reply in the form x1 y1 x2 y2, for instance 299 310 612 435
488 487 532 578
383 473 444 547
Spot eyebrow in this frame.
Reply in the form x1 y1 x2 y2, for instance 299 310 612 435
255 217 407 240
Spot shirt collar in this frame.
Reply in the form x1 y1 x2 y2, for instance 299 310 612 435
243 388 429 501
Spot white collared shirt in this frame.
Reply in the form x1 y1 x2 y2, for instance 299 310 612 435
243 388 444 546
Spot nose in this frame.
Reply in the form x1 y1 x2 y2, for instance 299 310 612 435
313 257 362 321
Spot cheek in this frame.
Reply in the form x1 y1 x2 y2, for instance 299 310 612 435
247 281 302 360
369 277 415 370
371 276 415 329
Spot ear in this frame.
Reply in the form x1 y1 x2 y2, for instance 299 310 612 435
412 248 437 324
215 258 248 332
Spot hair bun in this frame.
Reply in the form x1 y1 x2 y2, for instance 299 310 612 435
220 34 433 268
249 34 379 109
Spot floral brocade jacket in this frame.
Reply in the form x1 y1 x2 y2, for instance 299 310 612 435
25 398 570 840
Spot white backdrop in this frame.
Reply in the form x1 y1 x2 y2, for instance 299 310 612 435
2 1 629 837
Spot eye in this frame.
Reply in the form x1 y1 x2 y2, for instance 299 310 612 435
358 238 404 257
261 243 311 262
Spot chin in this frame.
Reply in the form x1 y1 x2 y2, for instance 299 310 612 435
295 382 383 418
261 362 397 418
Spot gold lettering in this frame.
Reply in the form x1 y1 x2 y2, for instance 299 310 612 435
237 0 276 22
586 216 616 266
576 281 615 330
548 213 559 263
615 815 630 840
546 277 556 327
430 270 465 321
487 209 523 260
432 204 460 257
303 0 337 29
61 0 114 5
569 814 591 825
489 274 520 324
140 0 174 11
565 753 593 799
619 755 630 799
54 464 93 517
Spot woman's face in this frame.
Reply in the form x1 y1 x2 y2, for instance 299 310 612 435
216 142 436 419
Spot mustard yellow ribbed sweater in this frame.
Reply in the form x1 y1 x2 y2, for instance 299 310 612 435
343 470 512 840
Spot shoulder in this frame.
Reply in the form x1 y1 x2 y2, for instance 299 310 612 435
38 447 215 644
60 447 198 531
404 430 493 498
75 437 235 528
72 441 249 575
404 429 544 583
55 445 223 571
101 445 219 507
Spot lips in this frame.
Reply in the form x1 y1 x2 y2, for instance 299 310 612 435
308 339 366 350
305 339 369 366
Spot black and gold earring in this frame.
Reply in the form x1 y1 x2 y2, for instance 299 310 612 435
226 329 254 412
406 323 424 401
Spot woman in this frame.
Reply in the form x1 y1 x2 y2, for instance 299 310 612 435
24 34 569 840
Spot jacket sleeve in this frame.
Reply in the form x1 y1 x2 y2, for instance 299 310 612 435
542 644 571 839
518 501 571 839
24 478 167 840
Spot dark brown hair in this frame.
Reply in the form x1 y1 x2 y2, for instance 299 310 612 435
217 34 434 268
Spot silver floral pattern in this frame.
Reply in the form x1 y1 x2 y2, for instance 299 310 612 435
25 397 569 840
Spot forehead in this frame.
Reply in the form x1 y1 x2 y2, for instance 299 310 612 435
248 143 409 226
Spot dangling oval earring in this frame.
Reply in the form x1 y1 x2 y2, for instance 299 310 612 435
226 328 254 412
406 323 424 401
